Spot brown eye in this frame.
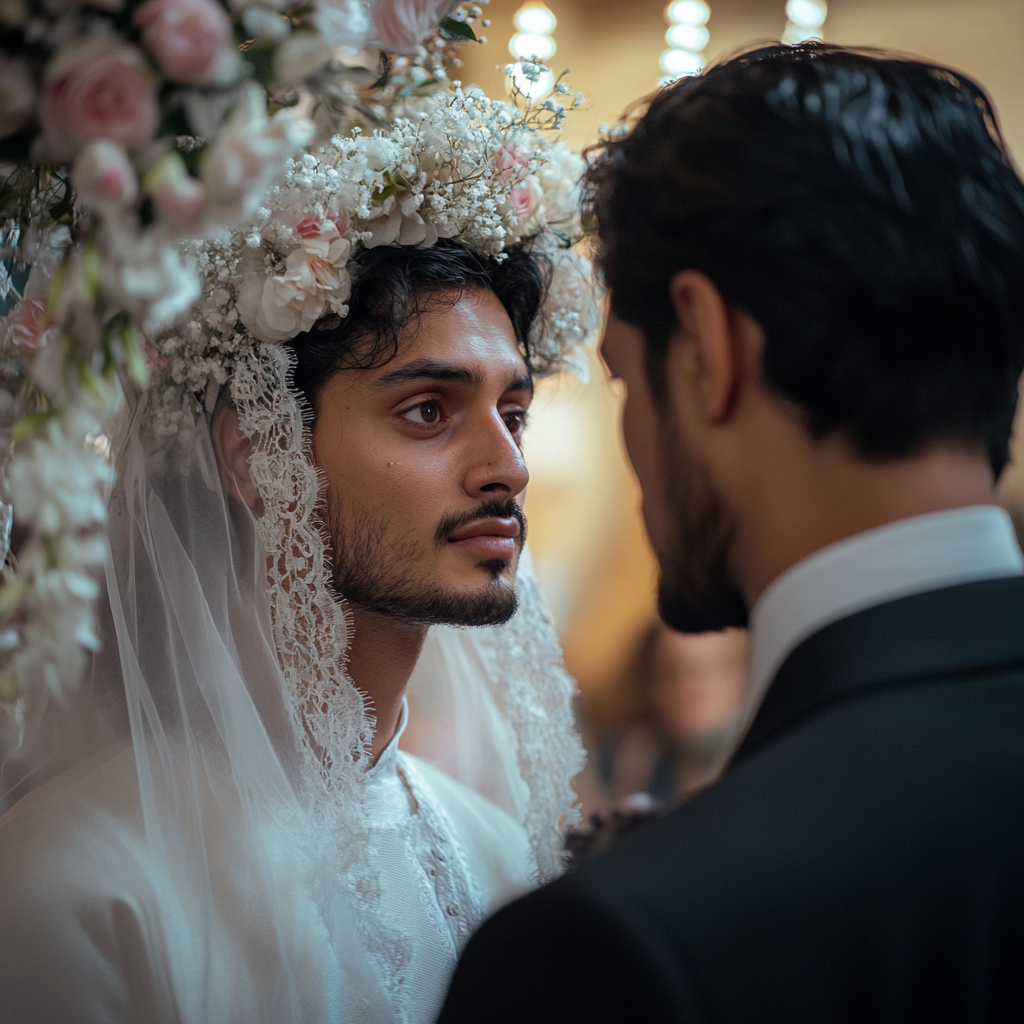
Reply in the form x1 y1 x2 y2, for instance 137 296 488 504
504 411 526 434
402 401 443 425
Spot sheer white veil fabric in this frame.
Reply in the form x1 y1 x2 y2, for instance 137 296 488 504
0 339 583 1021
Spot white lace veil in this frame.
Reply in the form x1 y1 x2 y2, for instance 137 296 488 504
0 336 582 1020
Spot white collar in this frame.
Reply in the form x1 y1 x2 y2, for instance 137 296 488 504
366 696 410 780
737 505 1023 749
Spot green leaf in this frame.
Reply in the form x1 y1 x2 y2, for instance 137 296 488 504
439 15 476 41
79 362 117 408
120 322 150 389
0 670 20 705
268 94 300 115
0 575 27 622
12 411 54 444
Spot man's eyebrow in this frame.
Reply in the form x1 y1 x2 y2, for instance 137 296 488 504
373 359 482 389
373 359 534 396
505 372 534 397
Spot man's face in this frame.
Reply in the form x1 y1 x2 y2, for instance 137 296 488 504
601 309 747 633
313 288 532 627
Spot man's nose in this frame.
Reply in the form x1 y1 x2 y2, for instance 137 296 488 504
462 412 530 499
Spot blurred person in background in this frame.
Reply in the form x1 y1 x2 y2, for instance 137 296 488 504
586 624 749 808
443 42 1024 1023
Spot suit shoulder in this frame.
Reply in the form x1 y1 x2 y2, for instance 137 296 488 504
441 869 703 1024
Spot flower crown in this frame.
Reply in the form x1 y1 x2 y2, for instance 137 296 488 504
153 78 601 405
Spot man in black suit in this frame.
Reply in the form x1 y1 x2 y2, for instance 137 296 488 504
440 43 1024 1023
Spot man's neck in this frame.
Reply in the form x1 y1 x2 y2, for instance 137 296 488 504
345 606 428 763
730 439 996 606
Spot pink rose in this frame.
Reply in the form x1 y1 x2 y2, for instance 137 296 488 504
134 0 232 86
511 178 542 221
494 142 528 173
72 139 139 211
37 40 159 162
494 141 530 188
370 0 459 54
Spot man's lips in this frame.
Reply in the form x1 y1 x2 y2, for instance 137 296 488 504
446 517 521 560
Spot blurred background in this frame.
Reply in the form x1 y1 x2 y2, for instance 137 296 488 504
454 0 1024 814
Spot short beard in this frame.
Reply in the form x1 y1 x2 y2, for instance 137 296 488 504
654 409 749 634
326 494 524 627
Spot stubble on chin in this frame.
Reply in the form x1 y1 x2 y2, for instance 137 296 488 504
323 490 520 627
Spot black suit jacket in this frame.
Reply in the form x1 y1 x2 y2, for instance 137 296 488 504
440 577 1024 1023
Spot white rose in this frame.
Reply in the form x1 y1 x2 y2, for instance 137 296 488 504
238 247 347 343
536 142 584 225
274 32 332 86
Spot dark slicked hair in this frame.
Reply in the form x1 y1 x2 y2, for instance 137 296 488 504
586 43 1024 475
287 240 551 411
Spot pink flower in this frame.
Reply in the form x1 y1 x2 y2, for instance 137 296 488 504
72 139 138 211
369 0 459 54
511 178 542 221
37 40 159 162
494 142 529 174
7 297 59 369
294 213 324 238
134 0 232 86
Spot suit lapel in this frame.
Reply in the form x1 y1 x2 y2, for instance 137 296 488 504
733 575 1024 764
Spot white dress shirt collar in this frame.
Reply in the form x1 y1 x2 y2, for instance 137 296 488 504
739 505 1024 747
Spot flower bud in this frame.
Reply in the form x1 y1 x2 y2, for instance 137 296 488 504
72 140 139 211
144 151 208 235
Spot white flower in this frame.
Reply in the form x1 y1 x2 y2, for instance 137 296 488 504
238 246 352 343
274 32 333 86
315 0 370 49
201 86 314 223
101 224 201 333
535 141 583 227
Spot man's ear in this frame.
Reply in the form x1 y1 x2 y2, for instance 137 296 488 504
210 404 263 515
667 269 761 425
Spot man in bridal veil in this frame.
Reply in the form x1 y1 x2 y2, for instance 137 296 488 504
0 122 592 1019
442 43 1024 1022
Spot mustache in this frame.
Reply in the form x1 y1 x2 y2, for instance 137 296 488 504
434 498 528 545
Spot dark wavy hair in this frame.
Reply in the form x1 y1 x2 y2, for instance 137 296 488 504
585 42 1024 475
286 240 551 410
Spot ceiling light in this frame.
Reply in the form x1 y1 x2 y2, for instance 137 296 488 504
665 0 710 26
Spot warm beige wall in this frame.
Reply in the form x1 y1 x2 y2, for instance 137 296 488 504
460 0 1024 159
